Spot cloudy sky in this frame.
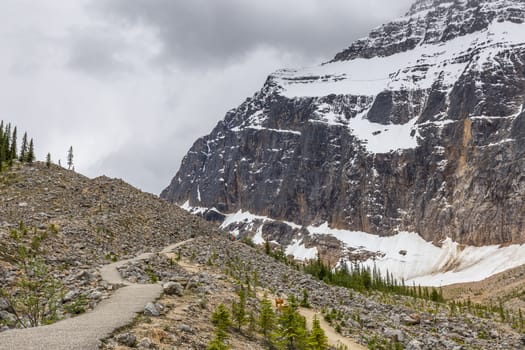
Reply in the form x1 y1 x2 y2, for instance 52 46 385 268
0 0 413 194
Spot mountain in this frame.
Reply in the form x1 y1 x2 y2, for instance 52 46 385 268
162 0 525 284
2 163 523 349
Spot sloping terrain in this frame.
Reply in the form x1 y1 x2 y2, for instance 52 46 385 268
162 0 525 285
0 162 220 332
0 162 524 349
101 235 525 349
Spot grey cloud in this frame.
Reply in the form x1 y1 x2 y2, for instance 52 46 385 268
87 142 173 193
67 27 134 76
93 0 414 68
0 0 417 195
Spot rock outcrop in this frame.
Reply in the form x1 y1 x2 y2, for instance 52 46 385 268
162 0 525 246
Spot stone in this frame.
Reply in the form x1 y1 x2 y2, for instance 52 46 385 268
144 302 160 317
384 328 405 342
178 323 193 333
0 311 16 325
63 290 79 303
116 332 136 347
89 291 103 300
402 313 421 326
163 282 184 296
0 298 9 311
186 277 199 290
406 340 422 350
138 337 153 349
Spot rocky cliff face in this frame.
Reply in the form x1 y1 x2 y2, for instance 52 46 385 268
162 0 525 247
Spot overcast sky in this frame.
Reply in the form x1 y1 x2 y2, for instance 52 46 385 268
0 0 413 194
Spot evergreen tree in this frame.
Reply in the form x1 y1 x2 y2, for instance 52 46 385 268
0 122 34 170
275 296 308 350
206 338 229 350
9 126 17 161
208 303 231 350
247 310 257 337
211 303 231 342
300 289 311 308
4 123 11 156
19 132 28 162
1 123 9 166
307 316 328 350
0 123 5 169
259 296 276 344
265 239 271 255
27 139 35 164
231 287 247 331
67 146 73 170
46 153 52 168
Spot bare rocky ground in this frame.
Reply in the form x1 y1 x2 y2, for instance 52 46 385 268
0 163 219 331
443 264 525 311
103 242 364 350
105 236 525 350
1 163 525 349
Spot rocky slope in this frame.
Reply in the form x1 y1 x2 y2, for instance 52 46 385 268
1 162 524 349
162 0 525 250
0 162 220 331
102 235 525 350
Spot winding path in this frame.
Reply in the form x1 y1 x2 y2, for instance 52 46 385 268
0 240 193 350
300 307 366 350
255 290 366 350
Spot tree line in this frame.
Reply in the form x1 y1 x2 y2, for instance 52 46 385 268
0 121 35 170
303 256 444 303
0 120 75 171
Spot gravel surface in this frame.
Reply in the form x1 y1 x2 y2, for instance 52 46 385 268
0 240 192 350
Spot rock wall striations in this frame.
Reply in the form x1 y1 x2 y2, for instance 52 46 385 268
162 0 525 246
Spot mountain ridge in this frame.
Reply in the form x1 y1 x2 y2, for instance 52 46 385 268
162 0 525 284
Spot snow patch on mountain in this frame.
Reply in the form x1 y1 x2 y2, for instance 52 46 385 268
273 21 525 99
184 204 525 287
308 223 525 287
285 239 318 261
314 103 419 153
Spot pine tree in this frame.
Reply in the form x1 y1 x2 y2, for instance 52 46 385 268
247 310 257 337
259 296 276 344
231 287 247 331
18 132 28 162
67 146 73 170
0 123 5 170
208 303 231 350
307 316 328 350
265 239 271 255
300 289 311 308
46 153 52 168
27 139 35 164
19 132 28 162
206 338 229 350
9 126 17 161
275 296 308 350
1 123 9 166
211 303 231 342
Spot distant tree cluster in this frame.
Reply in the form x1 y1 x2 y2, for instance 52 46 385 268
303 255 444 303
207 293 329 350
0 121 35 171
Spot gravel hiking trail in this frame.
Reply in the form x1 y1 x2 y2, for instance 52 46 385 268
0 239 193 350
300 307 366 350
